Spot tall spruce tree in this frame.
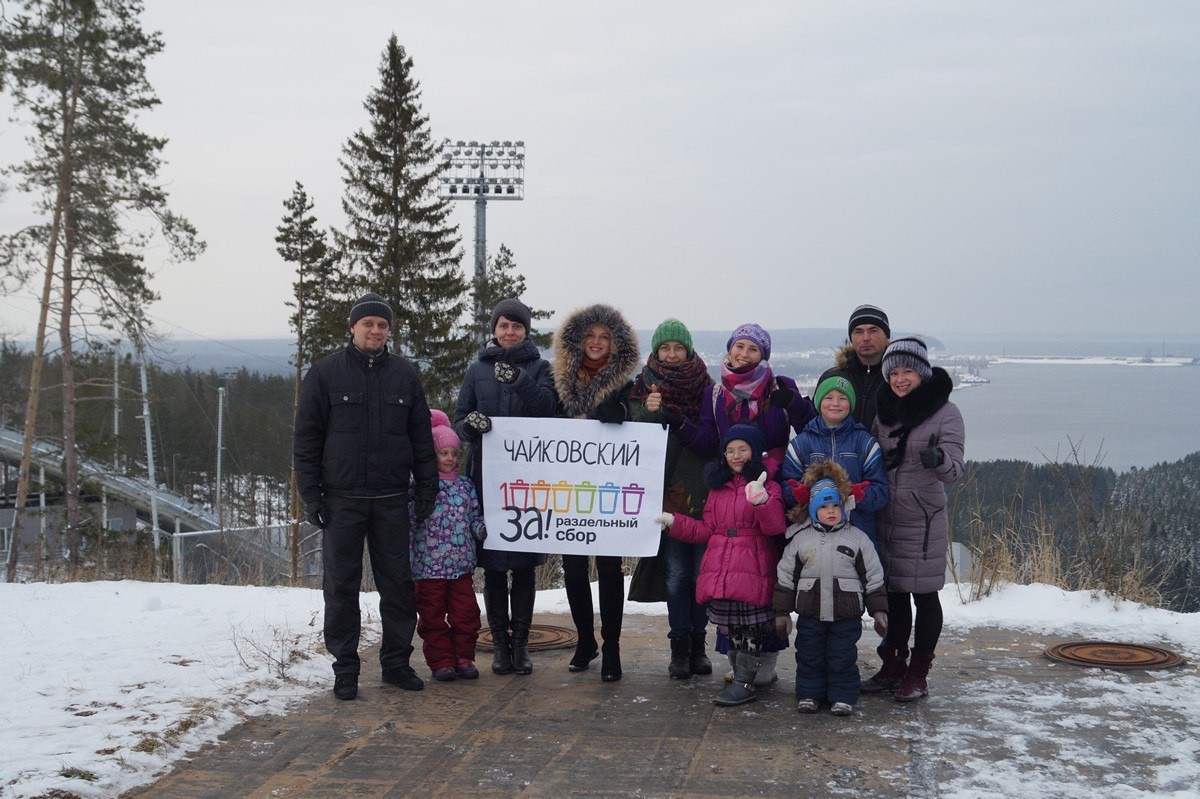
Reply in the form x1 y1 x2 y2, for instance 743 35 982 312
473 244 554 350
336 35 472 410
0 0 203 580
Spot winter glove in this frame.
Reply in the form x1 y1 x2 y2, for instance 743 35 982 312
775 612 793 639
850 481 869 503
919 434 944 469
595 397 626 424
306 505 328 529
414 496 434 524
787 479 810 507
464 410 493 435
769 385 794 409
745 472 769 506
872 611 888 638
653 513 675 528
659 408 685 430
494 360 518 385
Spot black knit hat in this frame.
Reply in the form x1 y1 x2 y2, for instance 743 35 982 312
848 304 890 339
881 336 933 381
489 298 532 334
348 292 393 327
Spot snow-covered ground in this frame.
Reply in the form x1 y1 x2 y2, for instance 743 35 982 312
2 580 1197 799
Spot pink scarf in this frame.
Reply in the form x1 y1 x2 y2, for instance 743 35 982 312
720 361 773 422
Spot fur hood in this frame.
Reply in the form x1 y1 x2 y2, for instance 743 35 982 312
875 366 953 430
552 303 639 418
832 342 857 371
786 460 856 524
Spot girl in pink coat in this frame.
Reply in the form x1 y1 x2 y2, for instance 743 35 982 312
654 423 786 706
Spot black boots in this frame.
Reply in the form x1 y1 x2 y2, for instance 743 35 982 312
509 574 536 676
690 631 713 676
483 574 514 675
668 637 691 679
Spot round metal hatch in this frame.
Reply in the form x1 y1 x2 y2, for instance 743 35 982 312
478 624 577 652
1043 640 1185 670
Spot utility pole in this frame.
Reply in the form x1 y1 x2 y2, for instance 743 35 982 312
216 383 227 530
133 325 161 579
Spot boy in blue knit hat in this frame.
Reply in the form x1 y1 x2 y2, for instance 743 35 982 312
773 461 887 716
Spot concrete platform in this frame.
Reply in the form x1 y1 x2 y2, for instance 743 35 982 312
123 612 1198 798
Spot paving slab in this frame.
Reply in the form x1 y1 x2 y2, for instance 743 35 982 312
123 612 1198 798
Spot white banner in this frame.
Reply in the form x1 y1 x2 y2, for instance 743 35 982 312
480 417 668 557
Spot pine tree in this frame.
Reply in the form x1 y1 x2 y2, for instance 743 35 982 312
0 0 203 580
473 243 555 350
277 182 346 369
276 181 345 580
335 35 472 410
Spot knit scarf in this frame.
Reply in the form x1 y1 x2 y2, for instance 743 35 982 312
629 353 712 421
438 469 459 481
719 361 773 423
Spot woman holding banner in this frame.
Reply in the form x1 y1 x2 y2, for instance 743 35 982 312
552 303 639 682
454 299 557 677
627 319 715 679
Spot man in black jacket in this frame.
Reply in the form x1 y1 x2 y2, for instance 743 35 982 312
293 292 439 700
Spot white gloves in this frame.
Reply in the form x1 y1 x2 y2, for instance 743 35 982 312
653 513 675 528
745 472 769 506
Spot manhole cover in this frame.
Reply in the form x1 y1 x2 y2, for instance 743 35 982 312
478 624 577 652
1044 641 1185 670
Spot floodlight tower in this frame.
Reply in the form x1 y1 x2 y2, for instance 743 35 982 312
438 140 525 344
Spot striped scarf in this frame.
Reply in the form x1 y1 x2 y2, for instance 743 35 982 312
720 361 773 423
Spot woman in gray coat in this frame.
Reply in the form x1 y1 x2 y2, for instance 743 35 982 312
866 337 965 702
454 299 557 677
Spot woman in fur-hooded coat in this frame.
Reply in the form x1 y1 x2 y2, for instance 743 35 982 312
866 336 965 702
552 303 640 681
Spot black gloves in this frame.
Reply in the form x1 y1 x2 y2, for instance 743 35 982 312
306 505 328 529
920 434 945 469
769 385 794 408
414 496 434 523
494 361 518 385
464 410 492 435
595 397 626 424
659 409 685 429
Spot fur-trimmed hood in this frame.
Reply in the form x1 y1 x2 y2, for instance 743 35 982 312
832 342 856 371
553 303 639 418
786 460 856 524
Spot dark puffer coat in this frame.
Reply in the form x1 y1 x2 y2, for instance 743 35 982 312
871 367 965 594
454 337 557 571
294 343 437 507
551 303 639 420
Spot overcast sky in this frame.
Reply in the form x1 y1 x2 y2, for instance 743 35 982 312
2 1 1197 343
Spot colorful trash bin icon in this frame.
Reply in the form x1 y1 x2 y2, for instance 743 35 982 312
574 481 597 513
621 483 645 515
552 480 573 513
530 479 551 511
597 482 620 515
502 478 530 509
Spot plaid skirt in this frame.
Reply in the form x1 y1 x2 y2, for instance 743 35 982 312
706 599 775 628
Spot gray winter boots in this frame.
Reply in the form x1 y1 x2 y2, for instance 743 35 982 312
713 651 760 707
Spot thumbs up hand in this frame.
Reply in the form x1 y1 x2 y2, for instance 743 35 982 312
745 472 769 506
645 383 663 413
919 433 944 469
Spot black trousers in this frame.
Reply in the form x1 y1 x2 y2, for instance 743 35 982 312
322 494 417 675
